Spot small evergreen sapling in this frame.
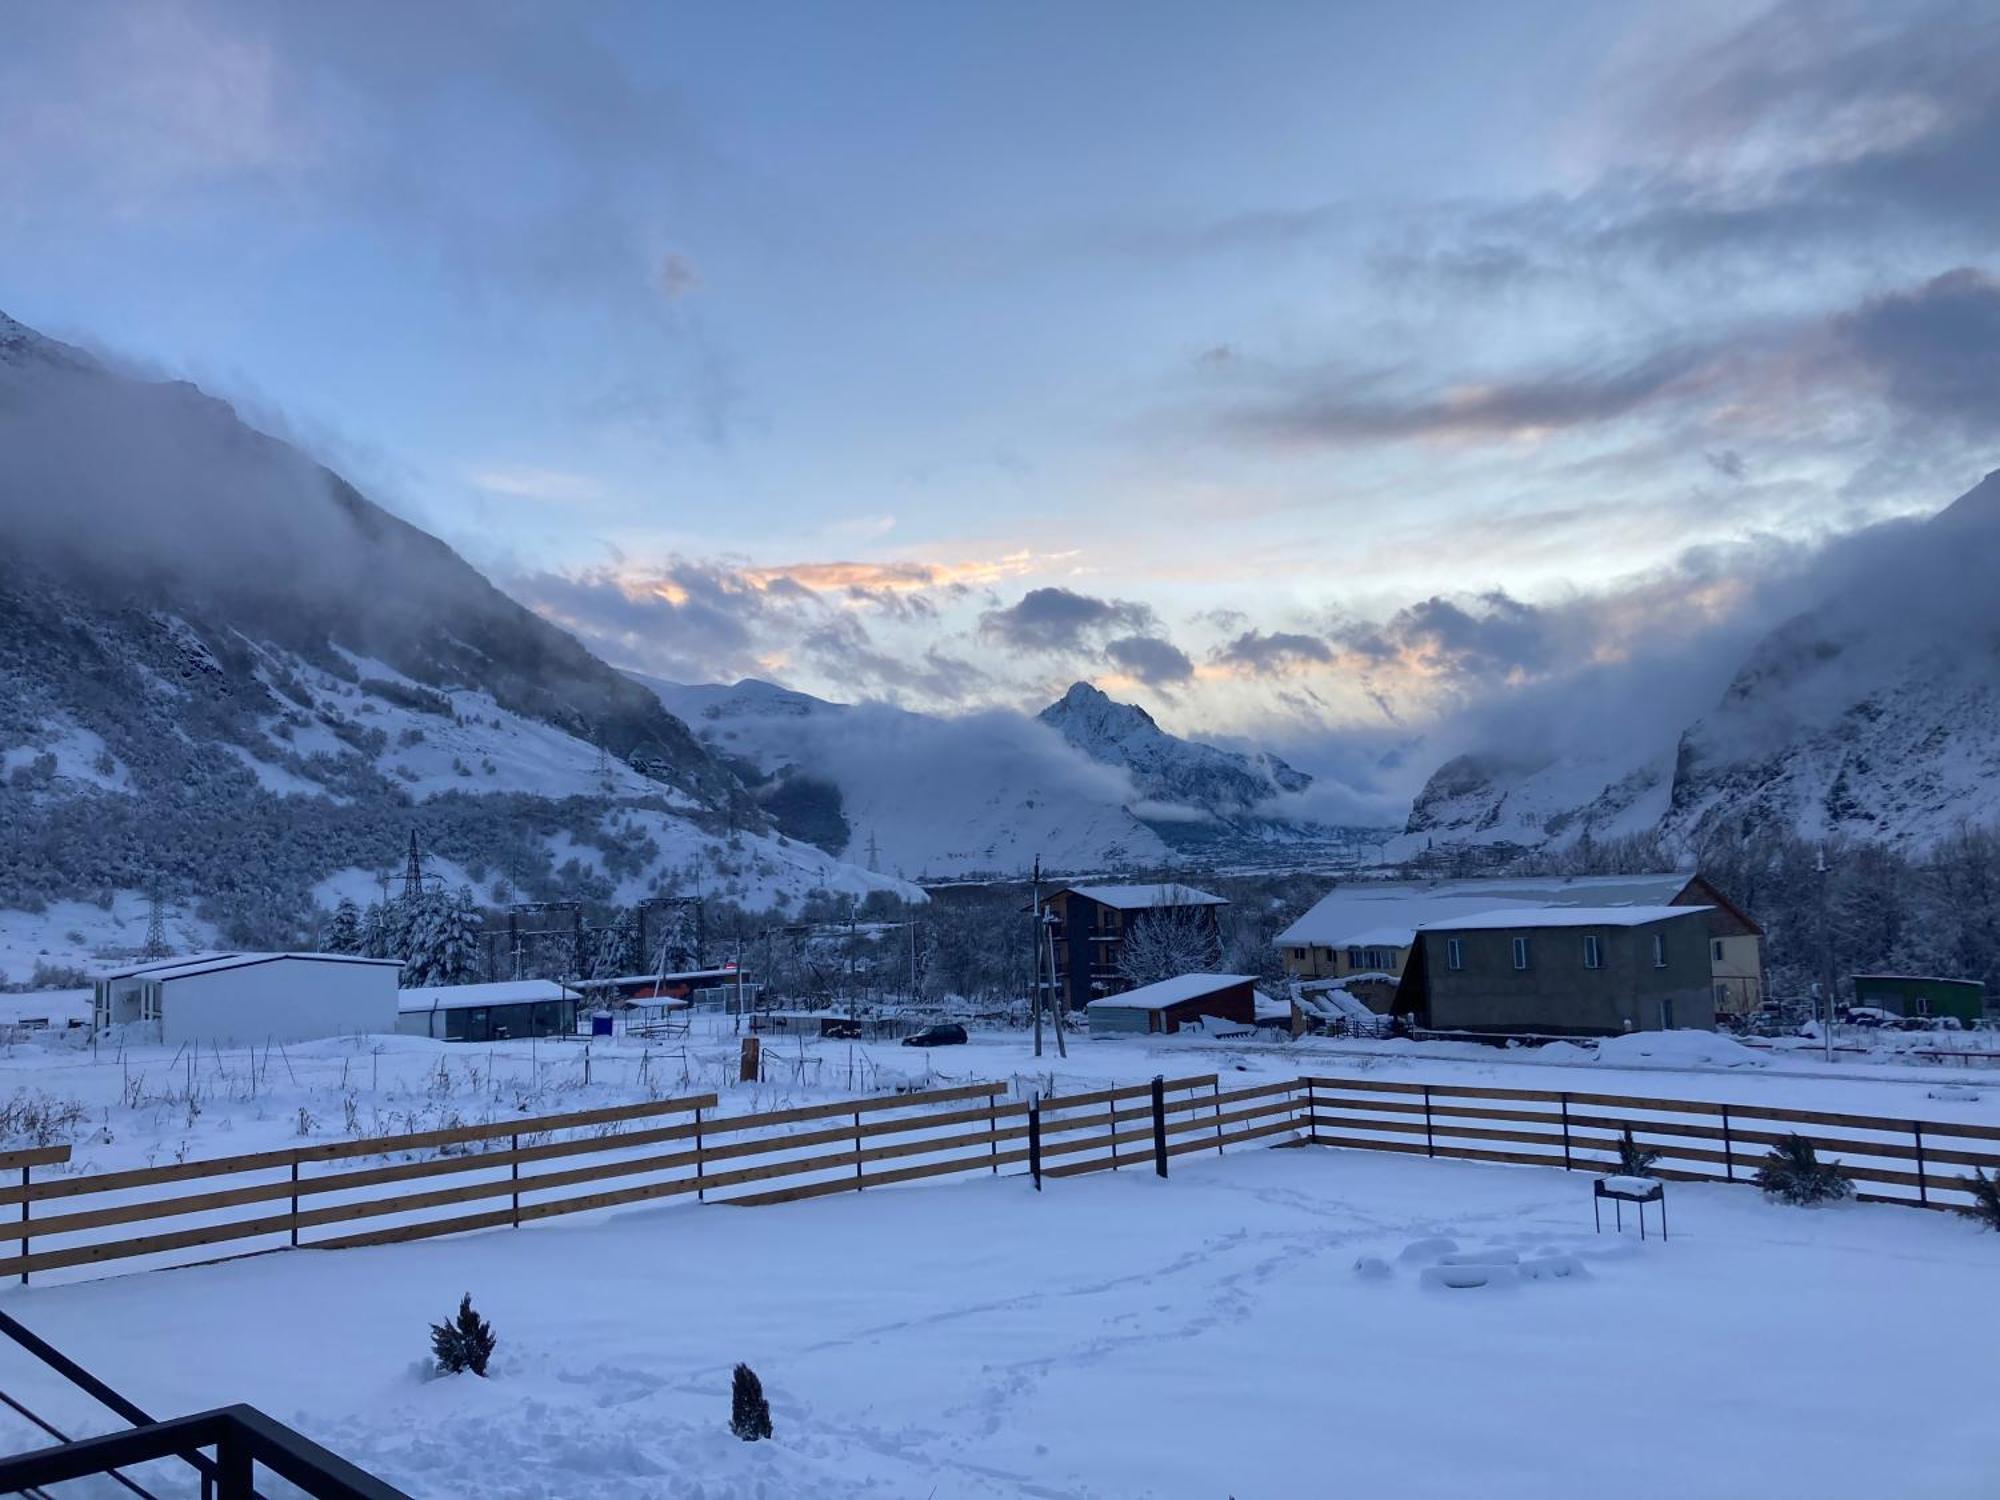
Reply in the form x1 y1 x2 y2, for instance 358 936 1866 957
730 1363 774 1441
1615 1127 1660 1177
1754 1134 1853 1206
1959 1167 2000 1231
430 1293 497 1377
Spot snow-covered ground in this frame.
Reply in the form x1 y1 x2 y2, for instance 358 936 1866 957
0 1143 1993 1498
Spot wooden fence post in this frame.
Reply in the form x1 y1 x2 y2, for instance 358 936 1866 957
1107 1097 1118 1170
1029 1101 1043 1191
694 1107 706 1201
1305 1079 1317 1144
1151 1076 1169 1179
18 1165 27 1286
1422 1085 1435 1159
987 1099 998 1175
1913 1122 1928 1207
510 1133 521 1227
1213 1080 1224 1157
290 1160 300 1247
1721 1106 1734 1181
853 1110 864 1191
1560 1094 1572 1171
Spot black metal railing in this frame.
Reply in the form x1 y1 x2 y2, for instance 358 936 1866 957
0 1404 408 1499
0 1310 409 1499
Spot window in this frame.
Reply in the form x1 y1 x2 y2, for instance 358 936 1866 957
1653 933 1668 968
1659 997 1677 1029
1512 936 1531 971
1365 949 1385 970
1712 939 1724 962
1346 947 1363 969
1446 938 1464 971
1582 935 1602 970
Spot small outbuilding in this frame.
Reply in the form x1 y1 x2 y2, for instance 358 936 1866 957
396 979 581 1042
1849 974 1986 1025
93 953 401 1045
1085 972 1258 1036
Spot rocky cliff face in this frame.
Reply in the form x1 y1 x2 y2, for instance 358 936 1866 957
1037 682 1313 814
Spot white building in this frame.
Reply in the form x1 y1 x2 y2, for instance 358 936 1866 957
396 979 580 1042
93 953 401 1045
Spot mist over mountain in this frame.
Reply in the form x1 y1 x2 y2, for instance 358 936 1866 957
0 309 910 972
1402 471 2000 856
644 675 1380 878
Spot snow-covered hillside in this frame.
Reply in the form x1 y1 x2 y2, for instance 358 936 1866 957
0 308 914 973
1402 472 2000 856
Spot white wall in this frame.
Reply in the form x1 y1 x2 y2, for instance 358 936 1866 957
161 960 398 1045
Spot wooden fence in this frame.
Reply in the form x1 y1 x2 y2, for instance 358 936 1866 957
4 1069 1993 1286
1301 1075 2000 1212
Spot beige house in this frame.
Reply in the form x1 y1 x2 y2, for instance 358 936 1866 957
1275 873 1764 1017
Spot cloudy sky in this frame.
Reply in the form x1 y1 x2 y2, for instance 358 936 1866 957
3 0 1997 809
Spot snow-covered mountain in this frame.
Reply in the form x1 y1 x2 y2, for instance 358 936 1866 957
1037 682 1313 814
1402 472 2000 855
645 675 1375 878
0 309 913 977
1660 472 2000 850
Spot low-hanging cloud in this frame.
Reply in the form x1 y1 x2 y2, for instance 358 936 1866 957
978 586 1158 654
1105 634 1194 686
1211 629 1335 676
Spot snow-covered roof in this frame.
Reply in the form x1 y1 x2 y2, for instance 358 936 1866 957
572 969 743 989
1415 905 1708 933
0 989 93 1026
1061 883 1227 911
397 979 578 1013
1275 874 1699 950
101 952 403 982
1085 972 1256 1011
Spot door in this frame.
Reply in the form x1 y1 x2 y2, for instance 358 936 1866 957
1658 997 1676 1031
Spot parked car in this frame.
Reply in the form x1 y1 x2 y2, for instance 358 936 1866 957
901 1023 968 1048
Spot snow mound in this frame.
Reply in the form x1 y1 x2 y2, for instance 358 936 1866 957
1353 1255 1393 1280
1593 1030 1768 1070
1421 1262 1517 1291
1397 1236 1458 1264
1532 1040 1593 1064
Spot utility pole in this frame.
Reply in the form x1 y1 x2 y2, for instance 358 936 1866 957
1031 856 1045 1058
1816 846 1835 1065
1045 905 1068 1058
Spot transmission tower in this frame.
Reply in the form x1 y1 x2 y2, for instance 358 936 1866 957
142 886 170 959
402 830 425 903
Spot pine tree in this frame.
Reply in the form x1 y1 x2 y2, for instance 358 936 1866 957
430 1294 496 1376
1959 1168 2000 1231
324 897 363 956
436 886 484 984
1754 1134 1853 1206
1615 1127 1660 1177
358 901 389 961
729 1363 773 1441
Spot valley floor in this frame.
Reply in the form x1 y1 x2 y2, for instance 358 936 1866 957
0 1144 1992 1498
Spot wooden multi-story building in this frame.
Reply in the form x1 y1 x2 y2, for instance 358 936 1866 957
1038 883 1228 1011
